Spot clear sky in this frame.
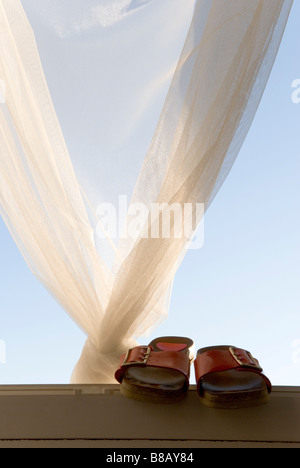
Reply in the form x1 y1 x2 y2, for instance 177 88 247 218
0 1 299 385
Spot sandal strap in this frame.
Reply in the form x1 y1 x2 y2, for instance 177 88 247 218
194 347 272 393
115 346 190 386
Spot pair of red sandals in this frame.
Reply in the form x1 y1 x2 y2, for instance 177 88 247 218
115 337 272 408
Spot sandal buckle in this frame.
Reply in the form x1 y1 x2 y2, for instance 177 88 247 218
229 347 263 371
122 346 152 367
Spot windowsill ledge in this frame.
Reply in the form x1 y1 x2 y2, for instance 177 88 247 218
0 385 299 447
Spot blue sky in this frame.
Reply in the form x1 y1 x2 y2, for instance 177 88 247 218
0 1 300 385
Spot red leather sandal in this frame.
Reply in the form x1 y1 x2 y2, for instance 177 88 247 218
194 345 272 408
115 337 194 403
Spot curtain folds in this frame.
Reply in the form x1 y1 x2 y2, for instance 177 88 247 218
0 0 293 383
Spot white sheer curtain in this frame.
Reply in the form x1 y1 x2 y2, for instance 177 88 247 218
0 0 293 383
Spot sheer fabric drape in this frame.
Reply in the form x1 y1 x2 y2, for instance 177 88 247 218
0 0 293 382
